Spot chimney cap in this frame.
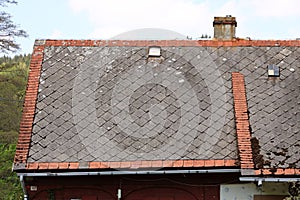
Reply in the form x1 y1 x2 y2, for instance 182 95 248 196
213 16 237 26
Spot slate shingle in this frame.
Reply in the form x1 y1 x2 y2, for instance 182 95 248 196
26 44 299 169
27 46 239 163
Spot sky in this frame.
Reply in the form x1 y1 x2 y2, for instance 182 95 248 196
4 0 300 55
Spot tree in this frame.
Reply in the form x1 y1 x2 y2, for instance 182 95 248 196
0 54 29 131
0 54 30 199
200 34 211 39
0 0 27 54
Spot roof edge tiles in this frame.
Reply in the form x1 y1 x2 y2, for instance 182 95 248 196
21 159 239 171
231 72 254 171
255 168 300 176
14 44 45 164
36 39 300 47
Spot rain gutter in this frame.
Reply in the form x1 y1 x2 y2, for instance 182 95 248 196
240 177 300 182
18 168 240 177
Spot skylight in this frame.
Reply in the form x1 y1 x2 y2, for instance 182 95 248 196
148 46 161 57
268 64 280 77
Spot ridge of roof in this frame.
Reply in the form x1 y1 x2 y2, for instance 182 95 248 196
32 39 300 47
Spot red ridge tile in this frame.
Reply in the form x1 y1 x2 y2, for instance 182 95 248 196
151 160 163 168
274 168 284 175
256 168 300 175
48 163 59 169
43 39 300 47
120 161 131 168
162 160 174 168
204 160 215 167
109 161 121 169
141 160 152 168
58 163 69 169
193 160 205 167
183 160 194 167
69 162 79 169
89 162 100 169
22 159 241 172
26 162 39 170
173 160 184 167
283 168 295 175
14 42 45 165
99 162 109 169
232 72 254 170
214 160 225 167
130 161 142 169
38 163 49 170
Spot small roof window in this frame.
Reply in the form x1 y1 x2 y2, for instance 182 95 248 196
148 46 161 57
268 64 280 77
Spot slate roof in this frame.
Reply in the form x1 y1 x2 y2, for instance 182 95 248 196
14 40 300 176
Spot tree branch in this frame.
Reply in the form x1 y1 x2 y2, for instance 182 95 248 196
0 1 28 53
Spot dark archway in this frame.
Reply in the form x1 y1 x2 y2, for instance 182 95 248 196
124 187 199 200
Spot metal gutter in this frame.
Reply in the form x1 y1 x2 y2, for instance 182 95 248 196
240 177 300 182
18 169 240 177
20 175 28 200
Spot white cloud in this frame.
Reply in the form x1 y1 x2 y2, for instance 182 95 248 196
50 29 63 38
247 0 300 17
89 28 124 39
68 0 300 39
68 0 213 39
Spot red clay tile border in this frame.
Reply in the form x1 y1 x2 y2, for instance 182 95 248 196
231 72 254 170
24 159 239 171
42 39 300 47
231 73 300 177
14 43 45 164
255 168 300 176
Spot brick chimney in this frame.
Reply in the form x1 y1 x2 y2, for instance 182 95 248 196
213 15 237 40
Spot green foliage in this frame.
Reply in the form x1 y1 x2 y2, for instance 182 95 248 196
284 197 300 200
284 182 300 200
0 130 18 144
0 144 23 199
0 54 30 199
200 34 211 39
0 54 30 131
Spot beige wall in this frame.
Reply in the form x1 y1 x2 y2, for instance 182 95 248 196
221 183 289 200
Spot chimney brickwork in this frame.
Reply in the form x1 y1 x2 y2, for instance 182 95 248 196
213 15 237 40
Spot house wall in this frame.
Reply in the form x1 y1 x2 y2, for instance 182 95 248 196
24 173 239 200
221 182 289 200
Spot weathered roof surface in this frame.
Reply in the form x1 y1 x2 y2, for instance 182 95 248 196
29 45 237 163
14 40 300 175
228 45 300 175
244 47 300 173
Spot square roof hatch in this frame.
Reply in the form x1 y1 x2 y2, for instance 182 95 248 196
268 64 280 77
148 46 161 57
